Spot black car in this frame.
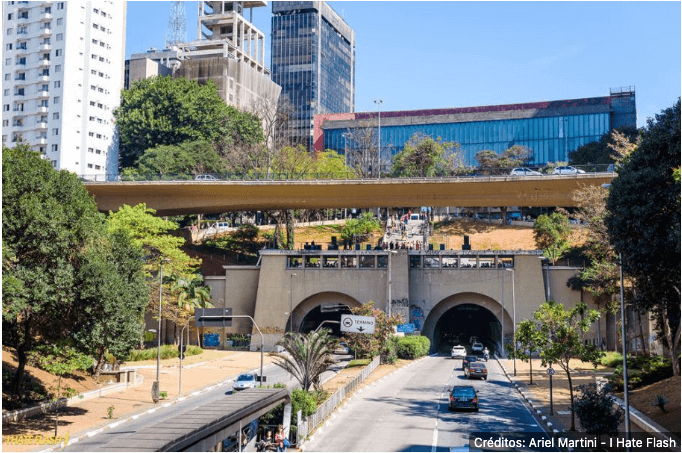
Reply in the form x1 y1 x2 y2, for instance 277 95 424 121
462 355 479 370
449 385 479 411
465 362 488 380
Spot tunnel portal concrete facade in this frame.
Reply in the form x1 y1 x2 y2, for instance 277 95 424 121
205 249 589 353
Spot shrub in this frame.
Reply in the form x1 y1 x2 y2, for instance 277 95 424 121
574 383 624 437
599 351 623 368
291 389 320 420
606 355 673 391
233 224 259 241
395 336 431 359
126 345 203 362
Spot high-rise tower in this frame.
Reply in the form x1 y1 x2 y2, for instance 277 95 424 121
271 1 355 151
2 1 126 178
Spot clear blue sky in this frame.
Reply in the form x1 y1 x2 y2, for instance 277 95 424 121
126 1 681 128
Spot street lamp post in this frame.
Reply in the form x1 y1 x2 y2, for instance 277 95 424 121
179 316 194 396
619 253 631 443
152 259 168 403
506 268 517 376
387 250 397 318
374 99 383 177
289 273 297 332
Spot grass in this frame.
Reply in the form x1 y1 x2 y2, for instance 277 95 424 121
126 344 203 362
347 359 371 368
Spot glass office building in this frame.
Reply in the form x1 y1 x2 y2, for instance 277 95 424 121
314 89 636 166
272 2 355 151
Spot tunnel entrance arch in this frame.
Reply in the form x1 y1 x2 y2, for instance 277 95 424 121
422 292 512 355
291 292 362 337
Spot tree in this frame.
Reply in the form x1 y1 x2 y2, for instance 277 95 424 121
533 301 603 431
606 99 681 375
506 319 544 385
29 341 92 436
314 149 356 177
171 275 213 347
72 231 149 375
573 383 624 441
270 330 338 391
344 301 404 361
533 212 572 264
2 146 106 394
121 140 227 178
568 127 637 166
343 118 385 178
391 133 463 177
475 145 533 175
114 76 262 168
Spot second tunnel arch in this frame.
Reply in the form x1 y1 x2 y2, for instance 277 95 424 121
421 292 514 355
292 291 363 336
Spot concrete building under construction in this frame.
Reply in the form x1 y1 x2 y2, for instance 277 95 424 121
126 1 280 110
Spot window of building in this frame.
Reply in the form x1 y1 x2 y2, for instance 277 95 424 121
55 65 61 72
51 160 57 168
87 163 93 168
4 74 10 81
97 103 103 108
91 54 97 59
91 85 96 90
55 49 62 57
3 105 9 112
54 81 60 88
2 120 8 127
5 44 12 50
53 112 59 119
93 24 99 30
7 29 13 36
53 96 59 104
57 18 63 26
57 3 64 10
88 147 94 153
96 133 102 139
52 128 59 136
52 144 58 152
3 89 8 96
97 87 104 93
89 116 95 121
7 14 12 20
91 69 96 75
5 58 11 66
99 57 104 62
98 72 103 77
95 165 101 170
88 132 94 137
95 149 101 154
56 33 63 41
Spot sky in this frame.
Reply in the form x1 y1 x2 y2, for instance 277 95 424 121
125 1 681 128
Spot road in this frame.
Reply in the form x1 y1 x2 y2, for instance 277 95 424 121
63 356 351 452
302 356 548 452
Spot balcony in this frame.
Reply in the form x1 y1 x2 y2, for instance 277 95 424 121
32 137 48 145
36 106 49 113
35 122 48 129
15 60 27 67
37 90 49 98
39 59 51 67
38 74 50 82
40 43 51 52
41 13 53 21
13 76 28 86
13 91 25 97
39 28 53 37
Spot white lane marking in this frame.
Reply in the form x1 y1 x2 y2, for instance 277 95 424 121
146 408 158 414
191 391 200 396
163 402 171 407
132 414 139 419
87 428 103 437
431 427 439 452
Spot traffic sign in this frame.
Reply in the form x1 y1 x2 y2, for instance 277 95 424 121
195 308 232 327
547 367 555 376
396 323 416 333
340 314 376 334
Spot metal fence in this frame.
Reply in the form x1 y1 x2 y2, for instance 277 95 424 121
296 356 381 446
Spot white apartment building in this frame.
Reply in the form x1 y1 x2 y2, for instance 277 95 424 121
2 1 126 178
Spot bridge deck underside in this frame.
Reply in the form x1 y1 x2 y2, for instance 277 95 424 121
86 174 614 215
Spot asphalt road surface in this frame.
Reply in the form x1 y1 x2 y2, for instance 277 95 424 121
302 356 548 452
63 355 351 452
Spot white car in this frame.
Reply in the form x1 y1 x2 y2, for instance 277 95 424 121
552 165 585 175
510 167 542 176
232 373 257 391
195 174 218 181
471 342 484 352
451 345 467 359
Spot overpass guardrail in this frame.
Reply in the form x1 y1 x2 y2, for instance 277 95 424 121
79 164 616 183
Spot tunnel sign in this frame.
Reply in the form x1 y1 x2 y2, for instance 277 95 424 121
340 315 376 334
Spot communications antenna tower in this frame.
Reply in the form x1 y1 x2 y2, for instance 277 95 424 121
165 1 187 48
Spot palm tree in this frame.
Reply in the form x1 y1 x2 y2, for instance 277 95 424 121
270 330 338 391
171 275 213 347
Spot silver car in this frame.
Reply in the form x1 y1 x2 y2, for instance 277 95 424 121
510 167 542 176
232 373 257 391
552 165 585 175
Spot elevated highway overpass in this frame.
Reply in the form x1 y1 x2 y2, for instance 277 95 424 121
84 173 614 215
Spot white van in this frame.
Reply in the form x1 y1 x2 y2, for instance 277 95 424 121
195 174 218 181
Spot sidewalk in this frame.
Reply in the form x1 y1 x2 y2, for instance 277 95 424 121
2 351 273 452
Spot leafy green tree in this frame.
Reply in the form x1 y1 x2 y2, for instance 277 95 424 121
391 134 462 177
72 231 149 375
340 212 381 244
533 212 572 264
115 76 263 168
606 99 681 375
171 275 213 347
314 149 356 177
344 301 404 361
29 341 92 435
533 301 603 431
475 145 533 174
270 330 338 391
506 319 544 385
573 383 624 441
121 140 227 178
2 146 105 394
568 127 637 166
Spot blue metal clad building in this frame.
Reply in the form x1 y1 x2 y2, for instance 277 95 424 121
314 88 636 166
272 2 355 151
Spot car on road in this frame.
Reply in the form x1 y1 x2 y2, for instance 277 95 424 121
451 345 467 359
232 373 257 391
471 342 484 352
464 362 488 380
195 174 219 181
462 355 479 370
449 385 479 411
334 341 350 354
552 165 585 175
510 167 542 177
607 163 615 172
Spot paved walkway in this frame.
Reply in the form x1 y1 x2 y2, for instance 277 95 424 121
2 351 273 452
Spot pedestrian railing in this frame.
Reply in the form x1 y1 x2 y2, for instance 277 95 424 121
296 356 380 446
